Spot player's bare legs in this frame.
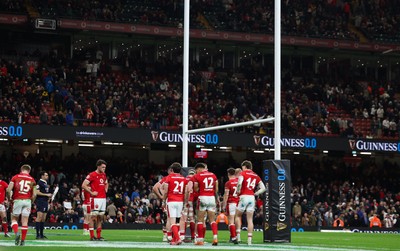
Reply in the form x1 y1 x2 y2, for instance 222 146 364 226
89 215 97 240
234 210 243 243
11 213 29 246
96 214 105 240
83 212 91 235
0 208 10 237
10 215 19 242
179 212 187 241
245 211 255 245
195 210 206 245
226 205 237 244
207 210 218 245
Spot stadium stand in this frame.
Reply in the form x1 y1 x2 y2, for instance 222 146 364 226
0 0 399 230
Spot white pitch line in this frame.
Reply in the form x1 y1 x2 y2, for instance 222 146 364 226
0 240 376 251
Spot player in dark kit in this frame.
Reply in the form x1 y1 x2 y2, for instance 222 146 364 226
35 171 52 239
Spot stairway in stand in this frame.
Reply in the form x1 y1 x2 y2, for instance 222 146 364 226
24 0 40 19
197 13 213 30
348 23 368 43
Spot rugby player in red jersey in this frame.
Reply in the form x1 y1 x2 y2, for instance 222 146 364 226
81 188 92 235
193 162 219 246
82 159 108 241
235 160 266 245
152 166 173 242
6 164 36 246
0 176 10 237
222 167 239 243
162 162 187 245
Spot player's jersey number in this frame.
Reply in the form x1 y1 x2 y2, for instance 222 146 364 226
203 177 214 189
18 180 31 194
173 181 184 194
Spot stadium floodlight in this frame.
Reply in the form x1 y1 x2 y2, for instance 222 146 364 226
47 139 63 143
78 140 94 144
78 143 94 147
102 141 123 146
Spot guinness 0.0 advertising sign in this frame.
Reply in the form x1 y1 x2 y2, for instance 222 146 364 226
263 160 291 242
2 123 400 153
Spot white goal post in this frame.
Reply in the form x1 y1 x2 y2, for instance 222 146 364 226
181 0 282 166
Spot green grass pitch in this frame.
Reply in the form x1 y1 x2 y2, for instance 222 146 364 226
0 229 398 251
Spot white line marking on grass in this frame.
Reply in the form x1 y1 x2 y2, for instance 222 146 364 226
0 240 376 251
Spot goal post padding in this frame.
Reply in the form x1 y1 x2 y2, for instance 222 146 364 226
263 159 291 242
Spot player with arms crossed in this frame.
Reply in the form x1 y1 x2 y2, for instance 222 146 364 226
0 176 10 237
235 160 266 245
82 159 108 241
193 162 219 246
6 164 36 246
222 167 239 244
35 171 52 239
162 162 187 245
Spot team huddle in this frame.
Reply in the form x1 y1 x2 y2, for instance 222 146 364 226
0 159 265 246
153 160 266 246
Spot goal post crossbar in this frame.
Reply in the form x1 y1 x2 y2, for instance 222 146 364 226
186 117 275 134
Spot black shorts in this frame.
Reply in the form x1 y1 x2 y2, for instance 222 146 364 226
36 200 49 213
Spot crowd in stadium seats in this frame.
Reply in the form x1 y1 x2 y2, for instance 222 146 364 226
19 0 393 43
0 0 24 12
1 151 399 227
357 0 400 43
5 0 400 43
27 0 357 40
2 50 400 139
